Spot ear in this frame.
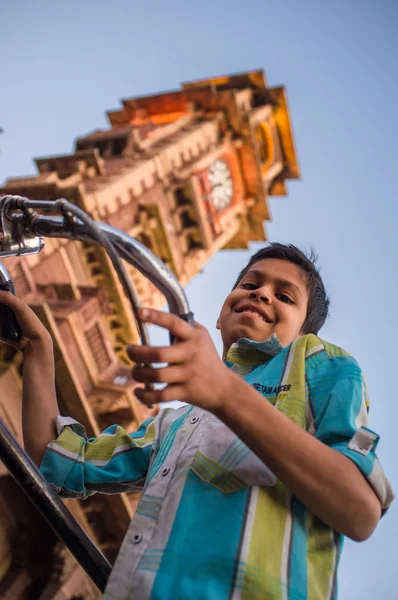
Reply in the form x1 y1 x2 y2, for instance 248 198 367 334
216 317 220 330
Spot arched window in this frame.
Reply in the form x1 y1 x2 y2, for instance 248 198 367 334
255 122 274 171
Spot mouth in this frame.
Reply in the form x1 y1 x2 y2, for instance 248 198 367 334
235 304 272 323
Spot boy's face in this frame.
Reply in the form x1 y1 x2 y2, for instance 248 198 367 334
217 258 309 353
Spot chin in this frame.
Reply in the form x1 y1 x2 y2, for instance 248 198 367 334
232 327 274 343
250 332 274 342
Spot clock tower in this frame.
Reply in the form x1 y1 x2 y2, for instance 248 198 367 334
0 70 299 599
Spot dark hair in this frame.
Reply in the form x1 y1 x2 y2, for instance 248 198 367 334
232 243 330 335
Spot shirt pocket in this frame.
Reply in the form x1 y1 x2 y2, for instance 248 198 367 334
192 414 276 492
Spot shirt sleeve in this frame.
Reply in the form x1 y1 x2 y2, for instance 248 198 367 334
39 414 159 499
306 355 394 513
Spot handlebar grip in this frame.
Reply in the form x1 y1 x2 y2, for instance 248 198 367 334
0 281 21 342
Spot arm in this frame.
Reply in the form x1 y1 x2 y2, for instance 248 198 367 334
22 334 59 466
0 291 159 497
215 374 381 541
0 290 59 466
128 308 386 541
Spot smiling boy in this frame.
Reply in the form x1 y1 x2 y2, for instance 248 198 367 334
0 243 394 600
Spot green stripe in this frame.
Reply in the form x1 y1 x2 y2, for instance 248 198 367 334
148 409 191 482
191 452 247 493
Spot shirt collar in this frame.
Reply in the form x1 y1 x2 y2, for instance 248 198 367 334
225 334 284 368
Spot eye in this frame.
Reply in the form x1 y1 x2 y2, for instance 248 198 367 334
276 293 294 304
240 282 257 290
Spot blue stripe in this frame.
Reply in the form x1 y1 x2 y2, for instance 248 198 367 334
150 471 248 600
87 418 154 443
136 496 162 519
54 446 151 494
332 442 375 476
40 442 84 493
219 438 241 467
219 439 250 471
288 498 308 600
139 494 162 506
228 447 251 471
136 508 158 520
148 408 192 483
307 360 363 443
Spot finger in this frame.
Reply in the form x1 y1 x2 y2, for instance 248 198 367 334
0 290 34 323
127 341 191 365
0 292 22 347
0 290 20 309
135 384 184 406
137 308 194 340
132 364 186 385
0 291 51 352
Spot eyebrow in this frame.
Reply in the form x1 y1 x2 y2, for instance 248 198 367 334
243 269 305 299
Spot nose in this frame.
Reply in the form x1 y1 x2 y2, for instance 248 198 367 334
248 290 271 304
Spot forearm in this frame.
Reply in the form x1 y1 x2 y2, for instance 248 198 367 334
216 373 381 541
22 336 59 466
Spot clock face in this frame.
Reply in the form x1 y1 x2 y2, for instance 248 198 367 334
207 160 234 211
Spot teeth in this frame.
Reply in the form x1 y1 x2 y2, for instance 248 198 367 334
242 310 266 321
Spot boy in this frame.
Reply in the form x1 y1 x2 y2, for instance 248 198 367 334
0 243 393 600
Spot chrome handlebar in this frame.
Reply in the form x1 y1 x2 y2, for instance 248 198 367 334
0 195 194 343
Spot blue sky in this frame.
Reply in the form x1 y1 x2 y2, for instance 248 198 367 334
1 0 397 596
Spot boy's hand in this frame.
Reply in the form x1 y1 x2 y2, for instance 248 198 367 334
127 308 234 412
0 290 52 353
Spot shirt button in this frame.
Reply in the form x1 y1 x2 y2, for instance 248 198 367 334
190 416 199 424
161 467 170 477
132 533 142 544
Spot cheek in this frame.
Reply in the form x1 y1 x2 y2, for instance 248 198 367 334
218 289 246 324
295 309 308 334
219 308 232 328
217 303 229 328
279 305 303 329
220 292 237 314
218 298 238 330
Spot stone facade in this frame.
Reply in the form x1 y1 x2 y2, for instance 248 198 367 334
0 70 299 598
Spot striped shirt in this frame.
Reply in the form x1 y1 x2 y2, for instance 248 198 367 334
40 334 394 600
